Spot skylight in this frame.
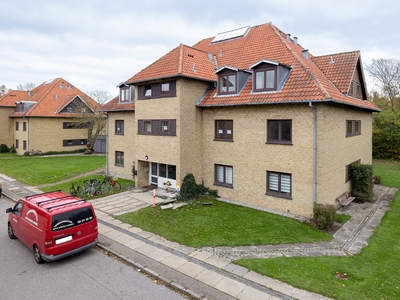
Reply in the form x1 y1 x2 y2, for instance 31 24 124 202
211 26 250 44
44 78 56 85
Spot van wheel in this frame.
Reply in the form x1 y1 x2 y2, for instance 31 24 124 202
8 223 16 239
33 245 43 264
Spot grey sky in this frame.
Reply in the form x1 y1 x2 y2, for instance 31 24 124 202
1 0 399 98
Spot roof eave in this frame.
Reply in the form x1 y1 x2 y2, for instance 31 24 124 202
126 74 216 85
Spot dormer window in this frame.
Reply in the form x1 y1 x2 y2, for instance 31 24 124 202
255 67 276 91
219 74 236 94
161 83 170 95
120 87 129 102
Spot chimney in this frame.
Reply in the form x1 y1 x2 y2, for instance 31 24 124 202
286 33 291 42
302 49 309 60
293 37 298 45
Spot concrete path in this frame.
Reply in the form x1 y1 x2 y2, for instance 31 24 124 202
0 173 397 300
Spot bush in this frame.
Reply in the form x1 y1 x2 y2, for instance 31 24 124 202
350 164 374 203
197 179 219 198
372 110 400 159
313 204 336 230
0 144 9 153
180 173 198 201
9 144 16 153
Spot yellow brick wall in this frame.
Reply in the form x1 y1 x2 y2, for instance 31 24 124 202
0 108 15 147
107 111 136 180
201 104 315 217
315 103 372 206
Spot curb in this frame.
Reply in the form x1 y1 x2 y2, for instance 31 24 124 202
96 243 208 300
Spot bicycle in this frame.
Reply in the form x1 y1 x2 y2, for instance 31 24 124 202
101 174 121 191
82 178 102 196
70 182 83 197
29 149 42 155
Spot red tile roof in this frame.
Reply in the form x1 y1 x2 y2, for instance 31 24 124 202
100 95 135 112
2 78 100 118
124 22 380 112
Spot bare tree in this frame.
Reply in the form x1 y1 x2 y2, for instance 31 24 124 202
0 84 8 96
71 90 110 154
17 82 36 91
365 58 400 111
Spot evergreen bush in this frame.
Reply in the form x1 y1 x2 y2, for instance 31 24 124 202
0 144 9 153
350 163 374 203
180 173 198 201
313 204 336 230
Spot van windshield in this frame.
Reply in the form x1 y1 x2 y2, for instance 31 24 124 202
51 207 94 231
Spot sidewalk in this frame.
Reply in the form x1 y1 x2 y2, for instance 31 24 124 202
0 173 397 300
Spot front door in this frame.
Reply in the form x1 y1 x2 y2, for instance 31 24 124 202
150 163 177 189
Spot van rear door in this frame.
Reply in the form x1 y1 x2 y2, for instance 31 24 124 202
49 206 97 256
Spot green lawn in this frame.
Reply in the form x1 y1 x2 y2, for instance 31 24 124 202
116 199 331 248
235 160 400 300
0 154 105 185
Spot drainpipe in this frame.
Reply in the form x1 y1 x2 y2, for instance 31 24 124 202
105 114 109 174
309 102 317 205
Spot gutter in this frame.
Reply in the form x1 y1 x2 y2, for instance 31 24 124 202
309 102 317 205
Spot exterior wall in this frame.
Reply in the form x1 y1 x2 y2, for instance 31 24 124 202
23 118 88 154
13 118 29 154
0 107 15 147
201 104 315 217
106 111 136 180
315 103 373 208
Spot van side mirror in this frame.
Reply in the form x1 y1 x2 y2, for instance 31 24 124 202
6 208 13 213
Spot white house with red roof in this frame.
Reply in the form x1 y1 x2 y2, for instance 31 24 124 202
101 22 380 218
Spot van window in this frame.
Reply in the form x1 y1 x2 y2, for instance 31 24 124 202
51 207 94 231
14 202 23 216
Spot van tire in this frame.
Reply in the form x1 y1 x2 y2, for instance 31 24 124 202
33 245 43 264
8 223 16 239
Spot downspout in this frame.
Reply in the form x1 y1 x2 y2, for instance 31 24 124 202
309 102 317 205
105 114 109 174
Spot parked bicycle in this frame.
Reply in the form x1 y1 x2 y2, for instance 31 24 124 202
29 149 42 155
83 178 102 196
101 174 121 191
70 182 83 197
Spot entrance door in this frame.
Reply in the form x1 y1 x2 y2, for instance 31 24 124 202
150 163 177 188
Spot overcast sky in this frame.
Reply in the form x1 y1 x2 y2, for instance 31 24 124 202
1 0 399 98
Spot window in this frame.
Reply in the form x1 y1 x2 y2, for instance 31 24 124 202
357 84 361 99
63 122 89 129
15 139 19 149
267 171 291 198
23 122 27 131
23 140 27 150
349 82 354 95
67 107 72 113
214 164 233 188
115 120 124 135
254 68 276 91
15 122 19 131
115 151 124 166
267 120 292 144
218 74 237 94
346 160 360 182
144 121 152 133
138 119 176 136
67 140 73 146
63 139 87 146
346 120 361 136
144 85 152 97
215 120 233 141
51 207 94 232
161 121 169 133
161 83 170 95
120 88 129 102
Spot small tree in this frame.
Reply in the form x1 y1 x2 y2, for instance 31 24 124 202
17 82 36 91
180 173 198 201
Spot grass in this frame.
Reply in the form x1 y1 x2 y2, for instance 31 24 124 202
235 160 400 300
116 198 331 248
0 154 105 185
41 174 134 199
335 213 351 224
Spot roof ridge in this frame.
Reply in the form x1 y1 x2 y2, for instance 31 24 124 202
269 24 331 99
313 50 360 59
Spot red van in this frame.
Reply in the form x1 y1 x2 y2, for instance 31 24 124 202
6 190 98 264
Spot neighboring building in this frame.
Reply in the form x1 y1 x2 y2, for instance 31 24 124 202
0 78 101 155
101 22 380 218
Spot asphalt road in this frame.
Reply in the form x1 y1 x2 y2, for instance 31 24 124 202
0 197 185 300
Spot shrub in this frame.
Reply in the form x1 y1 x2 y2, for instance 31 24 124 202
180 173 198 201
0 144 9 153
197 179 219 198
9 144 16 153
350 164 374 203
313 204 336 230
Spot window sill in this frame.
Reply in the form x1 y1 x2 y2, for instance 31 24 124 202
115 133 124 135
266 192 292 200
266 141 292 145
114 164 124 167
214 182 233 189
214 139 234 142
346 134 361 137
